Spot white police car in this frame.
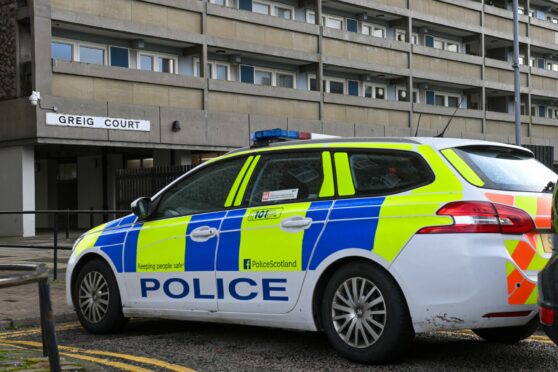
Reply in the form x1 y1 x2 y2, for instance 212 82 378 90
67 131 556 364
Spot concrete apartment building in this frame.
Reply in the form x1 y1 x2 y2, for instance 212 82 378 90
1 0 558 235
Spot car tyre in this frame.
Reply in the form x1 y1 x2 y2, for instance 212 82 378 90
73 258 127 334
472 316 539 344
321 262 414 364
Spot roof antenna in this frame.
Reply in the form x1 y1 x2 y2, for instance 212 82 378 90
437 97 465 138
414 113 422 137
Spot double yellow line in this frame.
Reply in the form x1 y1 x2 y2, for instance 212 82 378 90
0 323 195 371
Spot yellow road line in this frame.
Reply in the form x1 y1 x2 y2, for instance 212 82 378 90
0 323 82 339
6 340 195 372
437 330 555 345
0 341 151 372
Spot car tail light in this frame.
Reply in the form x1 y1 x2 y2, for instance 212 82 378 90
417 201 535 235
540 306 555 326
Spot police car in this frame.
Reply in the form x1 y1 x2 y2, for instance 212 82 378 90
67 130 557 364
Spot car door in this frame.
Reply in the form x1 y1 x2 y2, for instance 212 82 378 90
216 151 335 314
122 157 249 312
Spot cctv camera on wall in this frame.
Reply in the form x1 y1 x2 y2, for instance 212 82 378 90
29 91 41 106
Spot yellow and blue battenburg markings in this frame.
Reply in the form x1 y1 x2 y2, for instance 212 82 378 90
309 197 384 270
76 142 463 278
74 214 138 273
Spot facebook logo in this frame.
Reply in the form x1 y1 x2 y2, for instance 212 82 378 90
243 259 251 270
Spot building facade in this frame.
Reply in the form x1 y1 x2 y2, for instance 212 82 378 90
1 0 558 235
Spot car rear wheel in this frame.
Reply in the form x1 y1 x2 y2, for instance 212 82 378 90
472 316 539 344
73 259 127 334
320 262 414 364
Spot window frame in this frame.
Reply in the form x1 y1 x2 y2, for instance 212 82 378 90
77 41 108 65
334 149 436 199
431 36 460 53
108 45 131 68
254 67 275 86
252 0 294 19
395 29 419 45
239 150 333 208
137 51 178 74
52 38 108 65
361 22 386 38
51 39 75 62
396 87 420 103
148 156 250 221
194 58 232 81
363 83 387 100
432 91 462 107
275 70 296 88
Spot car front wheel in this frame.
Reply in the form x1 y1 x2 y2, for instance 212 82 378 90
73 258 127 334
320 262 414 364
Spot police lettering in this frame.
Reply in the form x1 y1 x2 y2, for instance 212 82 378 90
104 119 141 129
140 277 288 301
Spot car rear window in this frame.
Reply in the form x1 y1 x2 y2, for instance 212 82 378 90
347 151 434 196
451 146 557 193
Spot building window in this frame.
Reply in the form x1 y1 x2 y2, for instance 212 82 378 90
277 72 294 88
210 0 226 5
431 37 460 53
253 0 294 20
306 11 316 24
255 69 273 86
157 57 175 73
275 6 292 19
362 23 386 38
79 45 105 65
139 54 154 71
253 1 271 15
194 59 231 81
51 41 73 61
395 30 419 45
329 80 344 94
138 53 177 74
430 92 461 107
325 16 344 30
363 84 386 99
397 88 419 103
447 96 459 107
110 46 129 68
307 11 344 29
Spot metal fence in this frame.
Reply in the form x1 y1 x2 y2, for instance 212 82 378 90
115 165 192 210
524 144 554 169
0 210 129 280
0 264 60 371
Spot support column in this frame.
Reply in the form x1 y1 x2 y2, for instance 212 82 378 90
0 146 35 237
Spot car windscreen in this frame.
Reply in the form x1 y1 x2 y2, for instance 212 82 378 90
451 146 557 193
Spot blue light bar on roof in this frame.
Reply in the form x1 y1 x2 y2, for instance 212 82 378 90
251 128 311 145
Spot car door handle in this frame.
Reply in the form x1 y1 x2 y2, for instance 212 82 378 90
190 226 218 242
280 217 313 231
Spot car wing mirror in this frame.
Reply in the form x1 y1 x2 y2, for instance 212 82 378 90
131 197 151 220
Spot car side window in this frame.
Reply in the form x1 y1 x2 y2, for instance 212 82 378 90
347 151 433 196
152 157 246 218
243 152 324 207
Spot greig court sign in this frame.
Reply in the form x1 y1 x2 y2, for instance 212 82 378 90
46 113 150 132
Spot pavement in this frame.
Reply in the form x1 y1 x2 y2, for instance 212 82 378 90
0 233 76 330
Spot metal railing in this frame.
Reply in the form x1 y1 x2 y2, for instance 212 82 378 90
0 210 129 280
0 264 60 371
